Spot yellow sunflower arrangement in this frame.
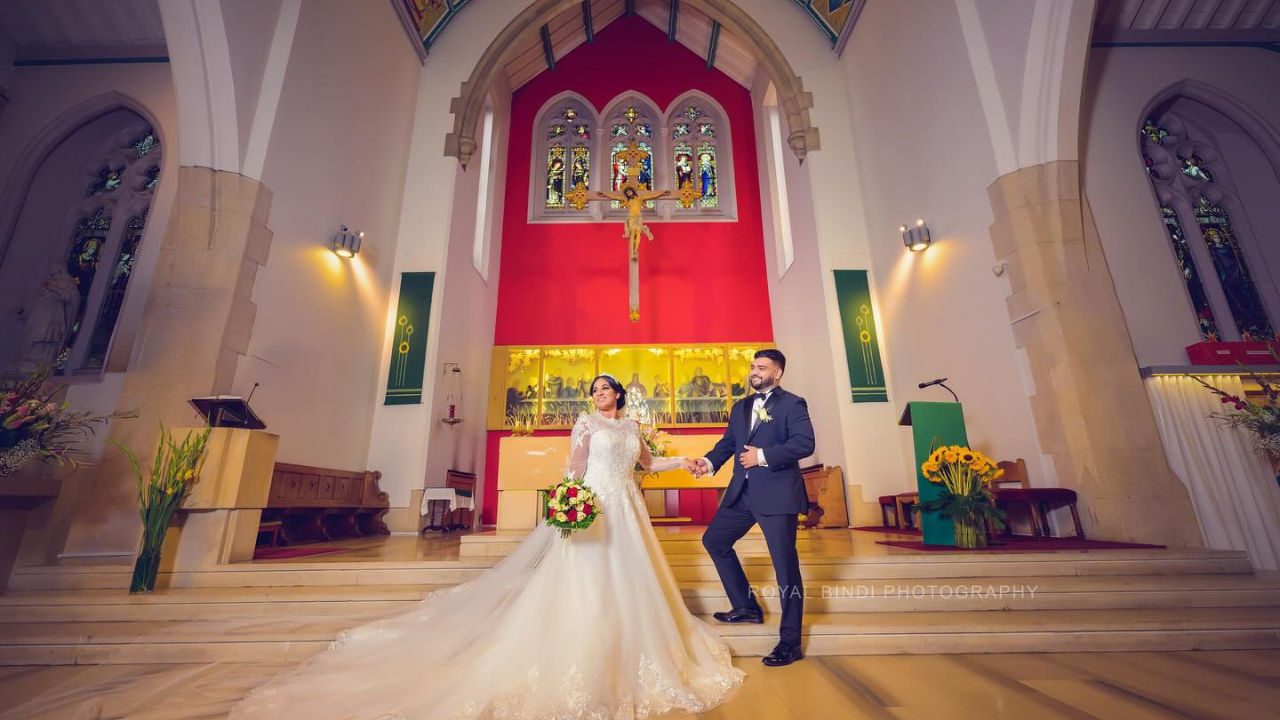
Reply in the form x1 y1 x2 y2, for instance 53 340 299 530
919 444 1007 548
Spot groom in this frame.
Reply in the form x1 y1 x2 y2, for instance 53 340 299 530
690 349 814 667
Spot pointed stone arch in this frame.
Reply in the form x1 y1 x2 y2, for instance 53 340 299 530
444 0 819 169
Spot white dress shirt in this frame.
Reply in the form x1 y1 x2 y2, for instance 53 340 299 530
699 387 774 474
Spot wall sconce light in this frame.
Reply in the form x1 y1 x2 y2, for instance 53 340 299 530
332 225 363 258
900 218 931 252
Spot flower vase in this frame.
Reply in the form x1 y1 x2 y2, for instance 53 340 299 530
130 544 163 594
952 514 987 550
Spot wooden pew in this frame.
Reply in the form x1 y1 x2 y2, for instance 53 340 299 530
800 464 850 529
259 462 390 546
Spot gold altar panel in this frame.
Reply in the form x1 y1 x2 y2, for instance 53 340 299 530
495 348 541 430
673 346 730 425
600 346 673 424
728 346 765 405
541 347 597 428
487 343 772 430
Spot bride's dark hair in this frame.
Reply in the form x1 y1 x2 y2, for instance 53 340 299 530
590 374 627 410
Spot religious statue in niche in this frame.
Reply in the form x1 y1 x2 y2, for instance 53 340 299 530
567 138 702 323
7 263 78 373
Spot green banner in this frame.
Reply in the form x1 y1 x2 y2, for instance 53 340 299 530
384 272 435 405
833 270 888 403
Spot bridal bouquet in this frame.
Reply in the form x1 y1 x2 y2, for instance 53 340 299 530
545 475 600 538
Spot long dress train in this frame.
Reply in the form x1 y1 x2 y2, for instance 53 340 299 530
228 411 744 719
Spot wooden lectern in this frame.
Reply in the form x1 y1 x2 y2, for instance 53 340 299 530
899 401 969 546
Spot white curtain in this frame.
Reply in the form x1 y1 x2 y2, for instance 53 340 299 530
1146 375 1280 570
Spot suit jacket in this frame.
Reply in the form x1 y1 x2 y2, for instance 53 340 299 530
703 387 815 515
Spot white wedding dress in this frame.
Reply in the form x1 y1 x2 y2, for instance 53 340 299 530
229 411 744 720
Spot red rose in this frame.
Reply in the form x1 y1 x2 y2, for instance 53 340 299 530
583 504 593 516
547 506 554 518
567 487 578 498
567 510 578 522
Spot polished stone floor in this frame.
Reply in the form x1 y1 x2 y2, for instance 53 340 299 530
2 649 1278 719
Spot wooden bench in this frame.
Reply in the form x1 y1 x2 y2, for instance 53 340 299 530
800 464 849 529
258 462 391 546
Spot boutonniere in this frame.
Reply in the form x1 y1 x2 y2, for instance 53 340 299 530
754 406 773 423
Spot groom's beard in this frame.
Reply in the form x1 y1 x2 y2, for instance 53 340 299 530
750 378 777 392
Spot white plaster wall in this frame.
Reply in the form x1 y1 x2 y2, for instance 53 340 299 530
1081 46 1280 367
219 0 284 170
240 0 420 478
838 0 1046 494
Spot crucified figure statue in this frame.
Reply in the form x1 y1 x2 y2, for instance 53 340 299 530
588 185 672 261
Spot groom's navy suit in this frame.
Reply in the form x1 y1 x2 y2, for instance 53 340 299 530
700 386 815 648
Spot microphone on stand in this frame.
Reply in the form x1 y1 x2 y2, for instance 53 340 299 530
918 377 959 403
246 382 260 404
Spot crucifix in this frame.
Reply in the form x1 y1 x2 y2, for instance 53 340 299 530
567 139 702 322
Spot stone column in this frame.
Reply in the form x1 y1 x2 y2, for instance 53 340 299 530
61 167 273 557
988 160 1202 547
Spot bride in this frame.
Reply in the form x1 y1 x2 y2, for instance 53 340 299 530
230 374 745 720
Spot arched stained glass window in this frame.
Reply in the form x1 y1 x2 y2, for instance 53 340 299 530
536 97 594 217
1138 111 1275 342
1193 196 1273 340
667 98 727 213
603 99 658 210
83 209 147 369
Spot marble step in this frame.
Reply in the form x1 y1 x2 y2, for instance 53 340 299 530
4 573 1278 623
2 607 1277 665
6 550 1253 591
680 573 1280 613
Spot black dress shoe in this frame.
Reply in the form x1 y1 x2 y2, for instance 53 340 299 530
712 608 764 624
762 642 803 667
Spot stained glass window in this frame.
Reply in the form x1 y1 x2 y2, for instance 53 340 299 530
569 145 590 193
673 123 690 138
129 127 159 157
1160 205 1219 340
1180 155 1213 183
546 145 566 209
611 124 628 138
623 107 640 124
57 208 112 367
83 209 147 369
87 166 123 197
1193 196 1274 340
535 97 593 217
674 142 694 190
1141 119 1169 145
684 106 700 122
636 124 652 138
698 122 714 137
1143 154 1155 176
143 166 160 191
696 141 718 208
610 141 653 209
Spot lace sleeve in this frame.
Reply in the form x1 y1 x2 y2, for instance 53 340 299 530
635 420 685 473
566 413 592 479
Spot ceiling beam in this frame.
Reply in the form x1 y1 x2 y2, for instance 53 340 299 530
540 24 556 71
668 0 679 41
582 1 594 42
625 0 635 17
706 20 720 69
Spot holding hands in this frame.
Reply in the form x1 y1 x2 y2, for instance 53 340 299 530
682 458 711 478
